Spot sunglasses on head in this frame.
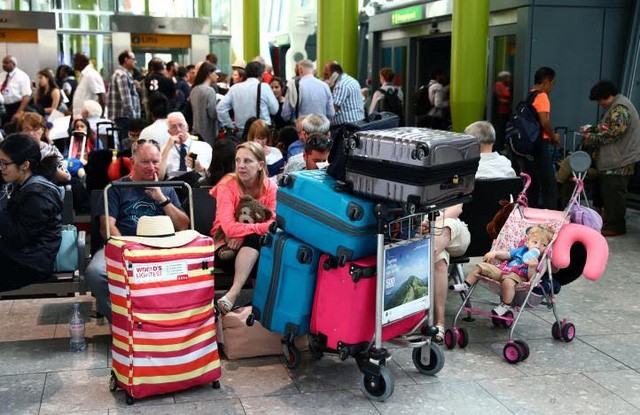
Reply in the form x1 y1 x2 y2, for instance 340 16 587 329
308 136 333 150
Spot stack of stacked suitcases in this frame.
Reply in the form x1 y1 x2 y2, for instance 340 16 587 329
249 127 480 401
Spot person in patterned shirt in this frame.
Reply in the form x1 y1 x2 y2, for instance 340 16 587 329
108 50 141 138
580 80 640 237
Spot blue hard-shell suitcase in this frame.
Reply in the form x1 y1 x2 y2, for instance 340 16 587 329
276 169 378 266
251 231 320 338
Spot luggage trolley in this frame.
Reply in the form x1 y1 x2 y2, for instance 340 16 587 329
328 203 454 401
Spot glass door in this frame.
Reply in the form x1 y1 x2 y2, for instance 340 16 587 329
379 40 408 118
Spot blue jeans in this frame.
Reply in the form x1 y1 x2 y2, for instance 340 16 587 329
85 248 111 322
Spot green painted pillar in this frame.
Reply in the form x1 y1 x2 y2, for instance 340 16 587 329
318 0 359 76
243 0 260 62
198 0 211 20
450 0 489 132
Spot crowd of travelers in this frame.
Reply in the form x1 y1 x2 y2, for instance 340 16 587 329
0 50 637 337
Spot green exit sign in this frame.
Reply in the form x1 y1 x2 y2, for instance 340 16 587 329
391 5 424 25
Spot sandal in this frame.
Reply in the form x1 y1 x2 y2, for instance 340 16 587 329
216 295 234 315
435 326 445 344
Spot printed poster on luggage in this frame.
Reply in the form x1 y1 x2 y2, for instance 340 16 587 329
382 237 430 325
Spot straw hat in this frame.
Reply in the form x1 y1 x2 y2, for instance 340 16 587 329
231 58 246 70
114 216 199 248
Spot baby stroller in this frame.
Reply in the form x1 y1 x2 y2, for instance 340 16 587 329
446 155 608 364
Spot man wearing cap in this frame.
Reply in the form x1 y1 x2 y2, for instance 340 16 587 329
1 55 32 124
217 61 278 139
85 140 190 322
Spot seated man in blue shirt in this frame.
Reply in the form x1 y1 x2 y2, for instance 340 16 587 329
287 113 330 159
85 140 190 322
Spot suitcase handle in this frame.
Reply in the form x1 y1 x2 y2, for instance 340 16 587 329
103 180 194 239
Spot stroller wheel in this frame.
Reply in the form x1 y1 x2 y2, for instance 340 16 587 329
562 322 576 342
551 322 562 340
513 340 530 361
502 311 514 328
444 328 457 349
503 343 522 364
457 327 469 348
492 316 502 328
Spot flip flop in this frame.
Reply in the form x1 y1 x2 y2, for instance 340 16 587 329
217 295 234 315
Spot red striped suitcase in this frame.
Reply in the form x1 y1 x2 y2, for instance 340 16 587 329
310 254 426 352
106 235 221 404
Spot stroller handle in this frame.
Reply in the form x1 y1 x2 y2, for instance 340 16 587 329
571 176 584 194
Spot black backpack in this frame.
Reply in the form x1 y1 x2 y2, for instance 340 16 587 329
505 91 542 161
412 83 433 117
377 87 404 125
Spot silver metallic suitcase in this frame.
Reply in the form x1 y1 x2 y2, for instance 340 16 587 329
344 127 480 209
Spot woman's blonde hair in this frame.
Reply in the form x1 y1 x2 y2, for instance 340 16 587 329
246 119 276 146
233 141 268 195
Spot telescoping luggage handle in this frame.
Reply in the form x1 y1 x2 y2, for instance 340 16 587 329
103 180 194 239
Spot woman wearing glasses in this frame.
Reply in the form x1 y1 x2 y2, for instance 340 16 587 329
210 141 277 314
0 134 64 292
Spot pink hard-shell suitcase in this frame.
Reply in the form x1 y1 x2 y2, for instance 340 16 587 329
310 254 425 352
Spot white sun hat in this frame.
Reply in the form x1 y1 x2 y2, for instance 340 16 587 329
113 216 199 248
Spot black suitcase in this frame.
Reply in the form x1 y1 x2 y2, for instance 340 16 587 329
327 111 400 181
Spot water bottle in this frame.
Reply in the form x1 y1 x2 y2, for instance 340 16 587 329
69 303 86 352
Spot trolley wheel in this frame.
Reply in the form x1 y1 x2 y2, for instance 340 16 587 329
308 335 324 360
109 371 118 392
282 342 301 370
562 322 576 342
551 322 562 340
212 380 221 389
444 328 457 350
245 313 255 327
503 343 522 364
360 365 394 402
125 394 134 405
502 311 514 328
457 327 469 348
412 342 445 376
513 340 530 361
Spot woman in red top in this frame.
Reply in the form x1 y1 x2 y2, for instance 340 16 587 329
210 141 277 313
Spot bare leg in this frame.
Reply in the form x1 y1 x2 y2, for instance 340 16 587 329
501 278 517 304
464 265 482 285
225 246 260 304
433 259 448 327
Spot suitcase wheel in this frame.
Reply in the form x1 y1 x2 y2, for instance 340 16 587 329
269 220 278 233
322 256 337 270
411 144 429 161
281 174 295 187
337 254 348 268
246 313 255 327
347 203 364 221
108 371 118 392
125 394 134 405
346 136 359 150
297 246 313 264
212 380 221 389
281 340 301 370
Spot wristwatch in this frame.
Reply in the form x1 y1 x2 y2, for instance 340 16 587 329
158 198 171 207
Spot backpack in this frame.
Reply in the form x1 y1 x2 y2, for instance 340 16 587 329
377 87 404 125
412 83 433 117
505 91 541 161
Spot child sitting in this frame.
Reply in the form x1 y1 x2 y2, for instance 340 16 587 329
450 225 554 317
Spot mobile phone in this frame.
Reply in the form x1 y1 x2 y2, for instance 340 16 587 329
189 153 198 161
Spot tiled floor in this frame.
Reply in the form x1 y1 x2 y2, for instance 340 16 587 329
1 210 639 414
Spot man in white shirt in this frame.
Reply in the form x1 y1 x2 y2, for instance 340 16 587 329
161 112 212 180
1 56 32 123
464 121 516 179
139 92 170 148
72 52 106 117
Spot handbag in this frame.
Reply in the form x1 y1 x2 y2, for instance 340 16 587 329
54 224 78 272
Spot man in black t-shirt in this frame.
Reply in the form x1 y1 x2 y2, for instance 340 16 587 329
143 58 176 119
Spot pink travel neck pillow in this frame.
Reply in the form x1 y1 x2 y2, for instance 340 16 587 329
551 223 608 281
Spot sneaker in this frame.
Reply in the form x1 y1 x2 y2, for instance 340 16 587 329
449 282 469 293
434 326 445 344
492 303 512 317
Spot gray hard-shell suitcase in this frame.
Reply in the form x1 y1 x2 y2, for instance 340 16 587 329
344 127 480 209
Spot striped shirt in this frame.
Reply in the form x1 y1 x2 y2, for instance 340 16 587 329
331 73 364 126
108 65 141 119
